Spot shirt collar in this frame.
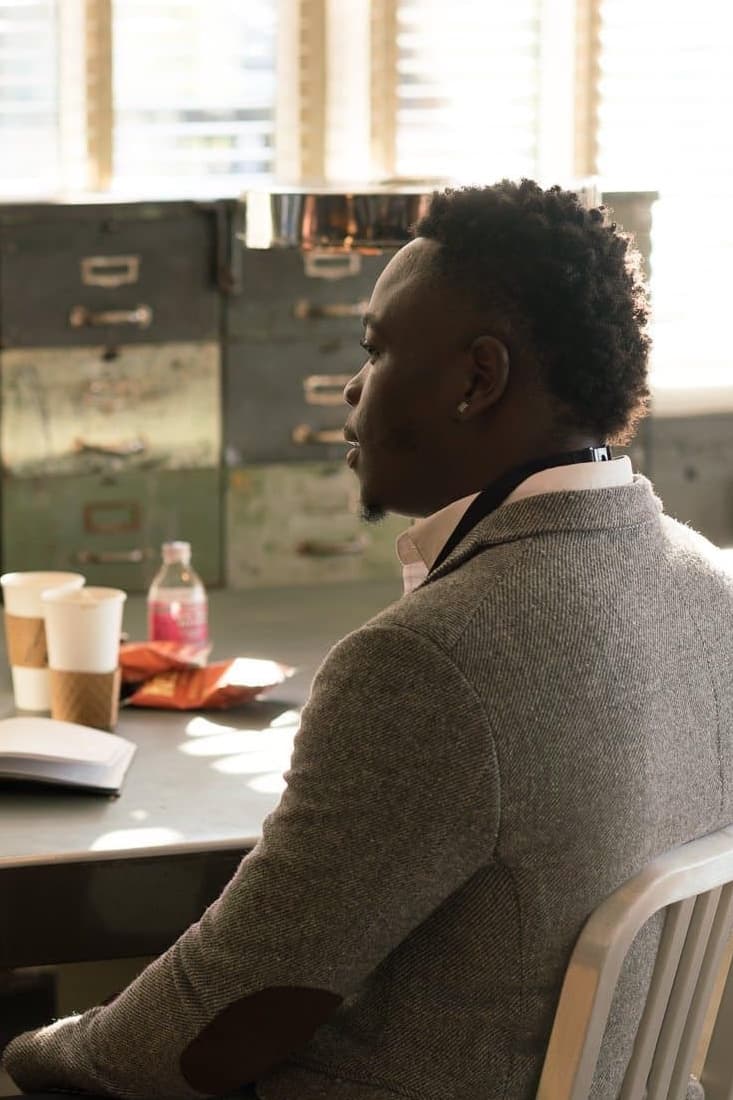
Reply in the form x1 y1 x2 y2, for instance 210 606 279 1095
396 493 477 572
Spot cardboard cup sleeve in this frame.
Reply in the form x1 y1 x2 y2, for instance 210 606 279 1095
4 614 48 668
49 667 121 731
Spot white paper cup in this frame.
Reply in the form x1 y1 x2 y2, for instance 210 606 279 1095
42 587 126 674
1 571 86 711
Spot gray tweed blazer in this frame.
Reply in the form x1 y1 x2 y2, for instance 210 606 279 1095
5 476 733 1100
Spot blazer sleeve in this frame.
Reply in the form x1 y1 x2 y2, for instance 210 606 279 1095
2 622 500 1099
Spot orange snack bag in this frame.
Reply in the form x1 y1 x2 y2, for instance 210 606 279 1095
126 657 293 710
119 640 211 685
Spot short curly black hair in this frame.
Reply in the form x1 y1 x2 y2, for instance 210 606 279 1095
415 180 651 444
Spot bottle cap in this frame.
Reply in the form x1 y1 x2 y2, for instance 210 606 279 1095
162 541 191 565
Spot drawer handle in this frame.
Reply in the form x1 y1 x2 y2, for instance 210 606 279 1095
303 252 362 280
83 500 141 535
74 437 148 458
81 255 141 288
294 299 368 320
69 304 153 329
292 424 346 446
295 536 366 557
303 375 351 407
74 548 150 565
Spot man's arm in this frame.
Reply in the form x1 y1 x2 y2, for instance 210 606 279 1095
3 622 499 1099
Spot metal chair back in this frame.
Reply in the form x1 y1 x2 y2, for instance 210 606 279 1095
537 824 733 1100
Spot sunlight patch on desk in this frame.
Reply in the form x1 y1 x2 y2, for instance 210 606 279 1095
90 827 185 851
182 728 269 755
270 708 300 728
184 715 239 738
183 711 300 741
180 727 296 758
208 743 292 775
246 771 288 795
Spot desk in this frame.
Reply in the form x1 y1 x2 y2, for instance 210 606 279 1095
0 579 398 969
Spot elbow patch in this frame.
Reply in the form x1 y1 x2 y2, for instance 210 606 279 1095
180 985 343 1093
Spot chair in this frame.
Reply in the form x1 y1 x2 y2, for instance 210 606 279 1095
537 824 733 1100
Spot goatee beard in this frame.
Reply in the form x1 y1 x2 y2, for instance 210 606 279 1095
360 499 386 524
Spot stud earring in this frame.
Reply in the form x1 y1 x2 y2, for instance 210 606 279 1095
457 400 470 414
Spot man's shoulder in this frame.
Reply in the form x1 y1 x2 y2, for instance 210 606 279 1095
368 501 733 654
366 537 535 653
658 512 733 636
660 511 733 582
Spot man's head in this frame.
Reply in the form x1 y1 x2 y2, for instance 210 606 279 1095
343 179 650 521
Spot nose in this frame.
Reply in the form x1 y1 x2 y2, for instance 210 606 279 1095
343 363 367 407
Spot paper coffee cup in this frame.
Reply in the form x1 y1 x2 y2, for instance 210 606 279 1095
42 587 126 730
49 668 122 732
1 572 86 711
42 586 126 673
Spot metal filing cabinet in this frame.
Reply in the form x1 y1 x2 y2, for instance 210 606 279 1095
0 201 224 589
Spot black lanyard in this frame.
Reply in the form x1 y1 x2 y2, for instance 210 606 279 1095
428 445 613 576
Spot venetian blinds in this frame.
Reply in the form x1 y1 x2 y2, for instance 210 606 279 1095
597 0 733 396
0 0 59 196
111 0 277 195
393 0 546 183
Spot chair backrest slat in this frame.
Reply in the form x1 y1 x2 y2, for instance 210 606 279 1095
647 887 721 1100
667 882 733 1100
700 935 733 1099
619 897 695 1100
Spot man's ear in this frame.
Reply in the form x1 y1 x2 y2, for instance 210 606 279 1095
458 336 510 418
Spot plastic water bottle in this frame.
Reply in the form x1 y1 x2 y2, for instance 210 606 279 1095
147 541 208 645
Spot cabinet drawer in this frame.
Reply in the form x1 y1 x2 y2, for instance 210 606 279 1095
0 202 220 347
225 338 355 464
226 249 390 342
1 342 220 477
2 468 222 590
226 463 404 588
224 249 392 464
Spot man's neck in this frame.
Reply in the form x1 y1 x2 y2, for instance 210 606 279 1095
419 434 607 519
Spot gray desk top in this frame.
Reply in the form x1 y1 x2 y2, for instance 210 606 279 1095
0 579 398 867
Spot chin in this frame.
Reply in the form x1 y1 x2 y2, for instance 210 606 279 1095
360 498 387 524
356 471 387 523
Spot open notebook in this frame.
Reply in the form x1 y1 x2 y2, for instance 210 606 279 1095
0 716 136 795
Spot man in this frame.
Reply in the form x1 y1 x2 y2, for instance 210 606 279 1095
4 181 733 1099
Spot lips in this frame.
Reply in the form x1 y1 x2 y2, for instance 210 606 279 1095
344 426 360 467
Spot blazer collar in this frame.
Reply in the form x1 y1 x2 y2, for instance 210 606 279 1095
421 475 663 589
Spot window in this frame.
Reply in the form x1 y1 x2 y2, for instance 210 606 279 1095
0 0 59 197
0 0 278 198
394 0 543 182
597 0 733 397
112 0 277 195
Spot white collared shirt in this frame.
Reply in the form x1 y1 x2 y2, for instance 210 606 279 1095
396 456 634 595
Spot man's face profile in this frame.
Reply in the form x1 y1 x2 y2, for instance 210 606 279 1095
343 237 478 522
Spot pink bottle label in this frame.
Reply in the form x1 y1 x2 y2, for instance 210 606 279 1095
148 600 208 645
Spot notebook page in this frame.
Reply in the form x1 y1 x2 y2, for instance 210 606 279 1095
0 717 124 765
